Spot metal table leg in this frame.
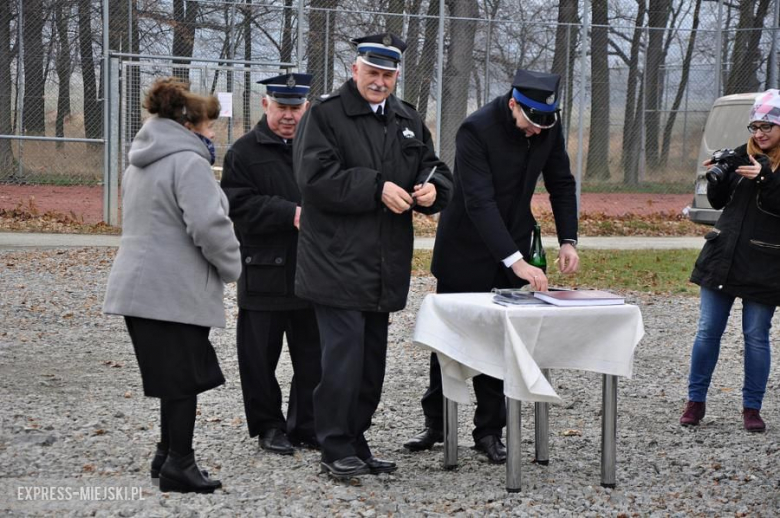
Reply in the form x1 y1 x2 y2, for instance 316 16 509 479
506 397 522 492
601 374 618 488
534 369 551 465
443 396 458 470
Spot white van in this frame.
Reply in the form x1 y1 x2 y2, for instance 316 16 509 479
688 92 760 225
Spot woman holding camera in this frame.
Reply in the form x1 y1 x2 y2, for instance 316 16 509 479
680 89 780 432
104 77 241 492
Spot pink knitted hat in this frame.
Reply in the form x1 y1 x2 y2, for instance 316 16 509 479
749 89 780 125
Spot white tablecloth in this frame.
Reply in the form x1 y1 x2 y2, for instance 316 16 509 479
412 293 645 404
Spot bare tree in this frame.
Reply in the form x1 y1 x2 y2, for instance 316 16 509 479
551 0 579 135
305 0 339 97
23 0 47 135
644 0 671 171
78 0 101 142
54 0 73 148
172 0 199 80
660 0 701 168
386 0 405 37
440 0 478 166
410 0 441 120
621 0 646 185
725 0 771 94
586 0 609 180
0 0 14 176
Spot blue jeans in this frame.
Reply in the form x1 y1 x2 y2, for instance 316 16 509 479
687 286 775 409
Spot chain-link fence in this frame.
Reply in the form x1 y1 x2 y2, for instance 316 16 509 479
1 0 779 222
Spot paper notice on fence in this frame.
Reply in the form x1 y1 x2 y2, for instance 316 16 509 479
217 92 233 118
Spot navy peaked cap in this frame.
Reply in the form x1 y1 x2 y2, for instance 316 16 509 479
257 73 312 105
351 33 407 71
511 69 561 113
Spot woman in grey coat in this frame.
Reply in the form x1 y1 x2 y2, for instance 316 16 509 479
103 78 241 493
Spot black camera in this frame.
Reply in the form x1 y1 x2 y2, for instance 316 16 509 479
705 148 741 183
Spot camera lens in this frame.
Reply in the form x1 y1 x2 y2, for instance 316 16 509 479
705 164 726 183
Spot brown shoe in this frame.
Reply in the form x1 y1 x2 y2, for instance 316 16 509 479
680 401 706 426
743 408 766 433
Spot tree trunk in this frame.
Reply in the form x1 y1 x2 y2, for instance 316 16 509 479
281 0 294 64
0 0 14 176
401 0 424 105
725 0 771 94
386 0 405 37
585 0 610 180
23 0 46 135
660 0 701 168
412 0 441 120
622 0 646 185
78 0 101 142
55 1 72 149
644 0 671 171
305 0 338 98
172 0 199 80
551 0 579 136
440 0 478 167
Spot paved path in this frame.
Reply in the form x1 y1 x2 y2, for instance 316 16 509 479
0 232 704 250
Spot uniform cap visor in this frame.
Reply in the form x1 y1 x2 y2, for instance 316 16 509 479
357 55 399 72
267 94 306 106
520 105 559 129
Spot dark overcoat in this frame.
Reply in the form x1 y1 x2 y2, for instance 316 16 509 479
293 79 453 312
221 117 308 311
691 143 780 306
431 92 578 292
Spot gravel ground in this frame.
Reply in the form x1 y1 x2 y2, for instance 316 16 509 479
1 247 779 517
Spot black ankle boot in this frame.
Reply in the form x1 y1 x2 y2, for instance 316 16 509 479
159 450 221 494
151 443 208 483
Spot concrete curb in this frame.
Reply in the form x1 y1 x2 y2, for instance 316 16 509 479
0 232 704 251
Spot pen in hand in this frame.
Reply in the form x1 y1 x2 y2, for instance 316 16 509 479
410 166 437 209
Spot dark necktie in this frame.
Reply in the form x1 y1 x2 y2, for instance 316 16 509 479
375 105 385 123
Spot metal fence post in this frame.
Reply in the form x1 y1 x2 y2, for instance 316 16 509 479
574 0 589 217
435 0 445 152
106 56 120 227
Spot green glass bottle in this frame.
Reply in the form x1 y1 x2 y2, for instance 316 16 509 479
528 223 547 272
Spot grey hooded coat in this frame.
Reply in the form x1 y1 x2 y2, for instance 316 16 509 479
103 116 241 328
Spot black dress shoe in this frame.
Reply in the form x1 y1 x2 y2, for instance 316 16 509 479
320 456 370 478
159 450 222 494
151 443 207 483
260 429 295 455
473 435 507 464
363 456 397 474
403 428 444 451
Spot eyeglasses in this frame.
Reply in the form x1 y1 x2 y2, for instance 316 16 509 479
747 123 776 134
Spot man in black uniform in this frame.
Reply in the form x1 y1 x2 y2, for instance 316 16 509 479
293 33 453 478
221 73 321 455
403 69 580 463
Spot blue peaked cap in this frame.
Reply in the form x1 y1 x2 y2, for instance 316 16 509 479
258 73 312 105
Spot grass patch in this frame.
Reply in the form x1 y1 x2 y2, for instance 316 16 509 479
534 182 692 194
412 249 700 295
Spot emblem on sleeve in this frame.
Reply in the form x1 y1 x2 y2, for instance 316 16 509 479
402 127 415 139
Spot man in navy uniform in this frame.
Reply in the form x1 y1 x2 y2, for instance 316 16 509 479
403 69 580 463
293 33 453 478
221 73 321 455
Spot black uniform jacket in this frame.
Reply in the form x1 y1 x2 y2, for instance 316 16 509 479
293 79 453 312
221 117 309 311
691 144 780 307
431 92 578 292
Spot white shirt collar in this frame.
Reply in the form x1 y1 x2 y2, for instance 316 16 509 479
369 101 387 113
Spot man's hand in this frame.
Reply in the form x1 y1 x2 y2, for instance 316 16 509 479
411 182 437 208
294 206 301 229
382 182 414 214
510 259 548 291
556 243 579 274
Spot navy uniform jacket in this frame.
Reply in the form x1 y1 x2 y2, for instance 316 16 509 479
293 79 453 312
221 117 309 311
431 92 578 292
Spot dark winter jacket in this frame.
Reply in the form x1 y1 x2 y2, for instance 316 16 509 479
292 79 453 312
431 92 578 292
221 117 308 311
691 143 780 307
